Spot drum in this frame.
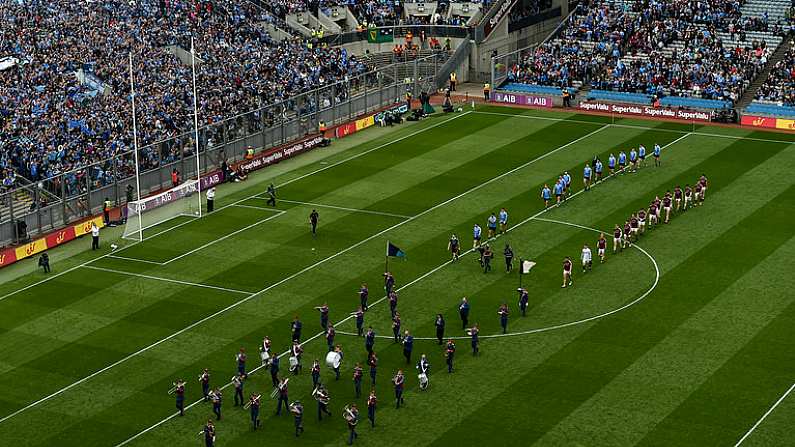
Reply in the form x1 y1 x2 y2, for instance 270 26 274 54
418 373 429 389
325 351 341 369
289 355 298 368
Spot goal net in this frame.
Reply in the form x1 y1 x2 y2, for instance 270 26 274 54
123 179 201 241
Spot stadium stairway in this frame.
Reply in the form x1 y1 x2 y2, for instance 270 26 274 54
0 189 36 225
736 35 794 110
740 0 792 23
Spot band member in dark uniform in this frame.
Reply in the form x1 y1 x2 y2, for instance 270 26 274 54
393 369 405 408
392 312 402 342
459 297 470 329
248 393 261 429
518 288 529 317
435 314 445 344
291 315 303 342
367 389 377 427
326 325 336 352
290 401 305 437
173 379 186 416
310 209 319 236
202 420 216 447
345 404 360 445
351 307 365 336
210 388 222 420
448 234 460 261
445 339 456 373
469 324 480 355
504 244 514 273
199 369 210 401
315 385 332 420
236 348 247 375
276 377 290 415
311 359 321 388
353 363 364 398
498 304 509 334
359 283 369 311
388 290 399 318
232 373 245 407
402 330 414 364
266 183 277 206
316 303 330 330
269 352 280 387
290 341 303 374
333 345 344 380
383 272 395 294
364 326 376 354
368 352 378 385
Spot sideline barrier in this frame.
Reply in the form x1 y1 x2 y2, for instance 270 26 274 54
578 101 711 122
0 217 105 268
741 115 795 131
491 91 554 108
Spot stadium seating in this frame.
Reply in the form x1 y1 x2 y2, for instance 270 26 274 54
587 90 653 104
746 102 795 117
500 83 576 96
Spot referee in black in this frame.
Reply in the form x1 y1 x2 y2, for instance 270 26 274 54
309 210 319 236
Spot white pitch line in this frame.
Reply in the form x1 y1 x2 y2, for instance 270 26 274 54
231 203 275 211
111 120 614 446
734 382 795 447
81 265 252 295
107 255 164 266
0 112 471 305
269 198 413 219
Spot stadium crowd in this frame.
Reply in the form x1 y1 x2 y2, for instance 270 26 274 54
754 41 795 105
0 0 367 195
506 0 790 103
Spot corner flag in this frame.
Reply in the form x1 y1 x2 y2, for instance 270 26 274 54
520 260 536 274
387 241 406 258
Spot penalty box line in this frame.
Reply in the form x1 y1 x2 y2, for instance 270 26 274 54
111 123 615 446
734 382 795 447
253 197 414 220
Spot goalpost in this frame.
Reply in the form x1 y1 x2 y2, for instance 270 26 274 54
122 180 202 241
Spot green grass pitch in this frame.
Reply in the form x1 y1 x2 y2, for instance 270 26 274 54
0 105 793 447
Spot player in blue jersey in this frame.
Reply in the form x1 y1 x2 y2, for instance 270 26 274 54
541 184 552 207
618 150 627 173
486 213 497 239
583 164 592 191
608 153 616 176
553 181 564 205
562 171 572 198
594 157 603 182
653 143 661 166
638 144 647 167
498 208 508 233
629 148 638 172
472 223 482 248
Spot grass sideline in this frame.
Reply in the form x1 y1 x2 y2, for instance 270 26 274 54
0 105 793 447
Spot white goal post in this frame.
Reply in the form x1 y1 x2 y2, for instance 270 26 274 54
122 179 202 241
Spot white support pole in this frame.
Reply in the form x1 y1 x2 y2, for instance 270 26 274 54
129 52 144 242
191 36 202 218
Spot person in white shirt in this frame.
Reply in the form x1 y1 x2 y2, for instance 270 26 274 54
206 187 216 212
91 222 100 250
581 244 592 273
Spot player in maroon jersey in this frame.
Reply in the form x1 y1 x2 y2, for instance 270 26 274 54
699 174 708 200
674 185 683 211
653 196 662 221
597 233 607 263
562 257 573 288
623 221 632 249
638 208 647 234
648 201 658 226
613 225 622 253
694 182 703 205
663 191 673 223
684 184 692 210
629 214 639 241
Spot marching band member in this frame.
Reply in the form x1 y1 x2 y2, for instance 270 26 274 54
269 352 280 387
291 315 303 342
498 303 509 334
290 341 303 374
232 372 245 407
393 369 405 408
333 345 344 380
276 377 290 416
469 324 480 356
383 271 395 295
202 419 216 447
326 324 336 352
173 378 186 416
290 401 305 437
364 326 376 354
345 404 360 445
445 339 456 373
315 303 330 330
416 354 430 391
315 385 332 420
210 388 222 420
359 283 369 311
236 348 247 375
199 369 210 402
388 290 399 318
351 307 365 336
367 389 378 427
247 393 261 429
459 297 470 329
260 336 272 365
392 312 402 342
435 314 445 344
518 288 529 317
353 362 364 398
311 358 321 388
402 330 414 364
368 352 378 385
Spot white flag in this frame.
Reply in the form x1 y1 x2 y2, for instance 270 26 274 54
521 260 536 274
